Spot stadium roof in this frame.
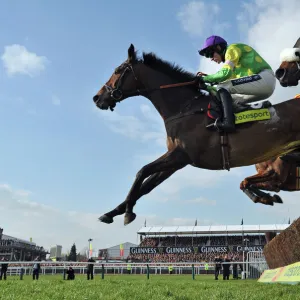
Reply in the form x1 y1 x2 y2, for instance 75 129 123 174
137 224 290 236
2 234 36 246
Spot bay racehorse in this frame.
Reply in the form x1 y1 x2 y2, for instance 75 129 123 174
240 38 300 206
93 44 300 225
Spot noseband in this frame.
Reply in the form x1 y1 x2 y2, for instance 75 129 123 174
104 64 142 103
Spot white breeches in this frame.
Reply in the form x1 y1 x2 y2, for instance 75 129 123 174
217 69 276 104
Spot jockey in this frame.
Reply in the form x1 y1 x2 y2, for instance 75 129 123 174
198 35 276 133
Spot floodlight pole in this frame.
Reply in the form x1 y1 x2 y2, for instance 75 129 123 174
88 238 93 259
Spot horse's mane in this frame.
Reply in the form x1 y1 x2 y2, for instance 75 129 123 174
142 52 195 83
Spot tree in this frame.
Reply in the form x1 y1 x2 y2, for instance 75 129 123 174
68 243 77 261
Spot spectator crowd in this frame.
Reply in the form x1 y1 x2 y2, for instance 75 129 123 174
127 235 265 263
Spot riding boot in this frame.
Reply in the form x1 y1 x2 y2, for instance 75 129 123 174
214 88 236 133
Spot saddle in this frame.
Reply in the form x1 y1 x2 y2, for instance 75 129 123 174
207 95 273 127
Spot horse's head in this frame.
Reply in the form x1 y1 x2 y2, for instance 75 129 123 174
93 44 142 111
275 40 300 87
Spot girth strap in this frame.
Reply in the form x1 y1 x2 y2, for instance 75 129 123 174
220 134 230 171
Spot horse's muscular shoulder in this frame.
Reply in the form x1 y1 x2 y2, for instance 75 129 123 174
166 136 185 151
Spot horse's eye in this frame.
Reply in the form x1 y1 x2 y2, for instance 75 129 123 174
114 67 122 74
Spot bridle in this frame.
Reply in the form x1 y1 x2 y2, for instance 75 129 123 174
104 64 142 104
99 62 203 111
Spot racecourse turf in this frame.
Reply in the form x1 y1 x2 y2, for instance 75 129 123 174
0 274 300 300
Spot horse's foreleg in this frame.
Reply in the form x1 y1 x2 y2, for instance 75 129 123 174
123 147 190 225
139 169 177 197
99 169 176 224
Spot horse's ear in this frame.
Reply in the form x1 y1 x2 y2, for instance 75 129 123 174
128 44 136 62
293 38 300 48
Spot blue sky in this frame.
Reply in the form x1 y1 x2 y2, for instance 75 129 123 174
0 0 300 253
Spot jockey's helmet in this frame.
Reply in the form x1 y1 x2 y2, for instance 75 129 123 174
198 35 228 58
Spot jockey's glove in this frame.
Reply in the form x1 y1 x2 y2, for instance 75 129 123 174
195 75 205 85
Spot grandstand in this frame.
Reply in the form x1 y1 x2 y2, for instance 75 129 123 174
126 224 290 263
0 227 48 261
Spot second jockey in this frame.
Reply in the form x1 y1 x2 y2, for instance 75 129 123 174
198 35 276 132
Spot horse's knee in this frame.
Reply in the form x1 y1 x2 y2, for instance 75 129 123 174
136 168 146 180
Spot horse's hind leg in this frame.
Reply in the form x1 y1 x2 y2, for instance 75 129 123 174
240 171 285 205
139 169 177 197
123 147 190 225
240 170 277 190
242 188 260 204
248 185 283 206
99 169 176 224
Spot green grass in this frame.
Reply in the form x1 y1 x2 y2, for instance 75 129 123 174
0 274 300 300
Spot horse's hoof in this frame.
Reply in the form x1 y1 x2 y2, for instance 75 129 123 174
124 212 136 225
99 214 114 224
273 195 283 204
261 198 274 206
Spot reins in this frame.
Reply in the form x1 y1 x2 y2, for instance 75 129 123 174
159 80 197 89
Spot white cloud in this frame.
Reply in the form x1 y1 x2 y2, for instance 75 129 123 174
140 104 161 124
96 109 146 138
237 0 300 103
1 44 48 77
236 2 258 37
52 95 61 106
177 1 230 37
1 183 216 252
94 104 166 147
0 183 140 251
198 55 222 75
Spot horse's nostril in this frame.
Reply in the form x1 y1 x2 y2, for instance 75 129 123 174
93 95 99 103
275 68 285 79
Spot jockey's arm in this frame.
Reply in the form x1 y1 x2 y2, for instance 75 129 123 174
203 67 232 83
203 46 241 84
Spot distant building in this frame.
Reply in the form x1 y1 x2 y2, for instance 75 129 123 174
98 242 138 260
49 245 62 261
